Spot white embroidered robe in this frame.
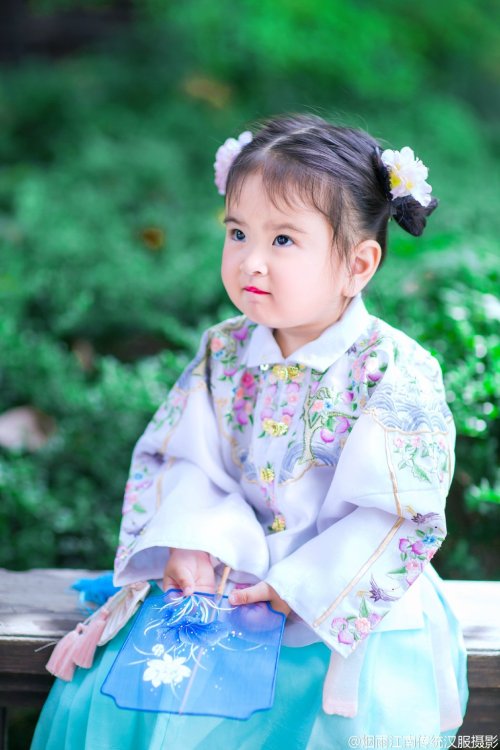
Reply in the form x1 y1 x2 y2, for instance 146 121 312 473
114 294 455 658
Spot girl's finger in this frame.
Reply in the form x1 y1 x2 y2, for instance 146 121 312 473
175 566 197 596
162 571 193 596
162 575 177 592
162 577 215 596
229 582 269 606
178 581 194 596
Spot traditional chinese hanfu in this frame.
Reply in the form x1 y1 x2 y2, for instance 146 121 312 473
31 294 468 750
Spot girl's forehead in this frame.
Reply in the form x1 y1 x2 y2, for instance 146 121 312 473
227 172 318 219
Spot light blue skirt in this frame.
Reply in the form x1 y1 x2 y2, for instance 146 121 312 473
31 572 468 750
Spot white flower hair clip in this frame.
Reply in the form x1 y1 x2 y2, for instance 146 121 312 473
214 130 253 196
381 146 432 207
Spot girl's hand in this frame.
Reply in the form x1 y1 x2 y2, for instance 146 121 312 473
163 548 215 597
228 581 291 617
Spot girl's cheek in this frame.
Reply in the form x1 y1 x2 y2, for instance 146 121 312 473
221 246 236 270
220 254 232 284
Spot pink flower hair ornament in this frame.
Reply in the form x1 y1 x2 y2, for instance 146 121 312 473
214 130 253 195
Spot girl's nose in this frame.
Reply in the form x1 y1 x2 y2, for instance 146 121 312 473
240 245 268 275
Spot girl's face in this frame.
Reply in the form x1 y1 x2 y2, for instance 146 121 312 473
221 171 353 357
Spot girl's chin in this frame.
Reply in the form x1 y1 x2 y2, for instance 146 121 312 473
242 309 278 327
237 300 274 321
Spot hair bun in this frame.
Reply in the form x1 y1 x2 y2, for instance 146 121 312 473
390 195 439 237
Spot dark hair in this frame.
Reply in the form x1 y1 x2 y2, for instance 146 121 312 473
225 113 438 264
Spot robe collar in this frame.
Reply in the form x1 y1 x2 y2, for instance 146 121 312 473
244 294 372 372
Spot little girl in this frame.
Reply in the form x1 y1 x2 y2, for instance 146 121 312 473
31 113 468 750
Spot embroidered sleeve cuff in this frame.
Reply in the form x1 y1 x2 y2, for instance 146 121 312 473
264 504 445 658
115 461 270 585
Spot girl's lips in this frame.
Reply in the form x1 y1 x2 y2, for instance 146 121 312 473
244 286 270 295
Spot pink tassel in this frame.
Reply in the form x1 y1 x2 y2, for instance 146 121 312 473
72 609 109 668
45 581 150 682
45 626 83 681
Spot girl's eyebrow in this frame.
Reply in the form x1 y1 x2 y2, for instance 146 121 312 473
223 215 307 234
223 215 246 225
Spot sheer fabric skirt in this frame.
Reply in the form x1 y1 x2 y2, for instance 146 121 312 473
31 568 468 750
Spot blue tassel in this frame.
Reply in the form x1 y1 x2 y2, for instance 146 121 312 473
72 573 121 609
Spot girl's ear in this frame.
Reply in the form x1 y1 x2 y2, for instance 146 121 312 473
346 239 382 296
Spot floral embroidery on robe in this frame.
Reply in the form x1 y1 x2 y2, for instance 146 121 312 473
114 294 455 656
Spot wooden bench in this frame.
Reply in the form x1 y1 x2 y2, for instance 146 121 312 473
0 569 499 747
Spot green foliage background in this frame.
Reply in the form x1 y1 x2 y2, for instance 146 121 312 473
1 0 499 579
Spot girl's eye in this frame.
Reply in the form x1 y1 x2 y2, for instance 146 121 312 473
273 234 293 247
231 228 246 241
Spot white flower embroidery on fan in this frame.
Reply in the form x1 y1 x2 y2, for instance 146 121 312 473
143 654 191 688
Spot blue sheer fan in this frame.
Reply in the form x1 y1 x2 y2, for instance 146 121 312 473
101 589 286 720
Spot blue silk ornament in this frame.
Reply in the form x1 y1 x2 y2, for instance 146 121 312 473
101 589 285 720
72 573 121 611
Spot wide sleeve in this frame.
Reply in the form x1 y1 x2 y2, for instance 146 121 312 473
265 351 455 657
114 329 269 587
